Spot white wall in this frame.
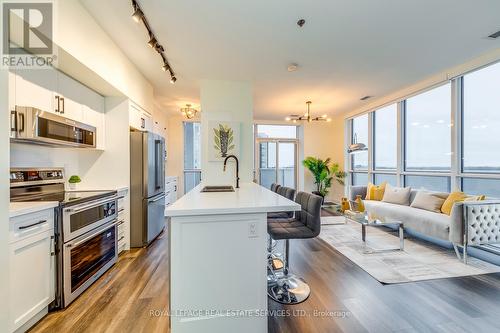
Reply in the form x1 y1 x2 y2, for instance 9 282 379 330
0 70 10 332
200 80 254 186
166 116 189 195
55 0 154 112
302 115 345 203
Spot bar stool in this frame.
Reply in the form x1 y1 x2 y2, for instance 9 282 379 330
267 186 297 257
267 191 322 304
268 186 296 219
270 183 280 192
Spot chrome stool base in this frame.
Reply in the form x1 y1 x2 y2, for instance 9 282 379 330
267 274 311 304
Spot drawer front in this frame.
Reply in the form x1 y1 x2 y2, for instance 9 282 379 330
118 241 126 254
10 209 54 244
118 198 125 212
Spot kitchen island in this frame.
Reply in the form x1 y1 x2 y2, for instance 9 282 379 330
165 182 300 333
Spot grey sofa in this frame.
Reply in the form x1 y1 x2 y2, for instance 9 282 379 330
349 185 500 263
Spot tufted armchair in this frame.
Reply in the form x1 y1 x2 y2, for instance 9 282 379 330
460 201 500 264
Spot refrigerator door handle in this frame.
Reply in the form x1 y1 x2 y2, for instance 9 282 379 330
154 140 161 189
149 194 166 203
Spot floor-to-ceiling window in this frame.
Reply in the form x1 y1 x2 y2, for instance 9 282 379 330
183 122 201 193
255 125 298 189
461 61 500 198
347 60 500 194
373 104 398 186
404 83 452 191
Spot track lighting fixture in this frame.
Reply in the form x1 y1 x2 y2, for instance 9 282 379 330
131 0 177 82
148 36 157 48
131 2 144 23
154 44 164 53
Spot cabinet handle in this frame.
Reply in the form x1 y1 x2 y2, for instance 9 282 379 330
118 236 125 242
18 113 25 132
10 110 17 132
60 97 65 114
50 235 55 256
55 96 60 113
19 220 47 230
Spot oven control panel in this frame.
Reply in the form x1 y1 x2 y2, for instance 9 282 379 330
10 168 64 185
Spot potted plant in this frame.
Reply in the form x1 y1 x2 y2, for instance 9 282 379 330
68 175 81 190
302 157 346 203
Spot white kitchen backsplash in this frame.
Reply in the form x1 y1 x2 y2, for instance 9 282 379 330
10 143 95 190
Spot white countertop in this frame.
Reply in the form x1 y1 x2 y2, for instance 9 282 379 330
10 202 59 218
165 182 300 217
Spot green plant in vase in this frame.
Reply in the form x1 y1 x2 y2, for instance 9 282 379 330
68 175 81 190
302 157 346 203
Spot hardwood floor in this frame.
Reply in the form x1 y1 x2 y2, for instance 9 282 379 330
31 229 500 333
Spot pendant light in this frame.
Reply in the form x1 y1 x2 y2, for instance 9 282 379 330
285 101 331 123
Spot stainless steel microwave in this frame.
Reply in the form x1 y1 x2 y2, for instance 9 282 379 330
10 106 96 148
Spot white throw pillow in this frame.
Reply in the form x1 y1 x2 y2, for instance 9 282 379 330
410 191 447 213
382 184 412 206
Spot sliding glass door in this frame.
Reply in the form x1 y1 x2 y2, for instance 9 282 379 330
257 140 297 189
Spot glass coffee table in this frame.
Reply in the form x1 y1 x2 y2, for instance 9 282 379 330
344 210 405 253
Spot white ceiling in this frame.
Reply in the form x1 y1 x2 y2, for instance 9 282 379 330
82 0 500 119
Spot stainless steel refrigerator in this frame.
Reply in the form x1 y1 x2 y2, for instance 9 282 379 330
130 131 166 247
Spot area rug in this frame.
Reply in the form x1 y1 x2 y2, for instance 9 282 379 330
319 220 500 284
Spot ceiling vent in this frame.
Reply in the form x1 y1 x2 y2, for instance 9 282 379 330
487 30 500 39
360 96 372 101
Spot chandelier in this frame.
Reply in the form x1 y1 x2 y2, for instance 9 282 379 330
285 101 331 123
180 104 199 119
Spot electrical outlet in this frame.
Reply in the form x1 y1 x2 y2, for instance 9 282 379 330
248 222 258 238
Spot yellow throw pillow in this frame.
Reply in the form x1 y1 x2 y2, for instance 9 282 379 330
464 195 486 201
441 191 467 215
365 182 387 201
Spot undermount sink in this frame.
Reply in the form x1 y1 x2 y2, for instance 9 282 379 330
201 186 235 193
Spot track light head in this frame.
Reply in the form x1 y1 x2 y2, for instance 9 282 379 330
148 36 157 48
154 44 165 53
170 76 177 84
162 64 170 72
132 7 144 23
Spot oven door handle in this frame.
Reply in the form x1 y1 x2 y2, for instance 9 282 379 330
66 220 118 248
65 196 118 214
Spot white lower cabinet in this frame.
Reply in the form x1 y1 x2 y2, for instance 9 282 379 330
117 188 129 254
9 209 55 333
165 177 178 215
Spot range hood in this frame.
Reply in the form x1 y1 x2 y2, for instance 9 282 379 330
10 106 97 148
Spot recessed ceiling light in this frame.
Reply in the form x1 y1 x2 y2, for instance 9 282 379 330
287 63 299 72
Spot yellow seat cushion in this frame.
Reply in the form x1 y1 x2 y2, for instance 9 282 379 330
441 191 467 215
365 182 387 201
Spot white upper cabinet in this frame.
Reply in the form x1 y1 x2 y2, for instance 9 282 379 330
81 87 105 150
130 102 153 132
54 72 84 121
14 68 57 113
9 69 107 149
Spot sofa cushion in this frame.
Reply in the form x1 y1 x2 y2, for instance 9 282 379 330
410 191 447 213
441 191 467 215
366 182 386 201
382 184 412 206
364 200 451 241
